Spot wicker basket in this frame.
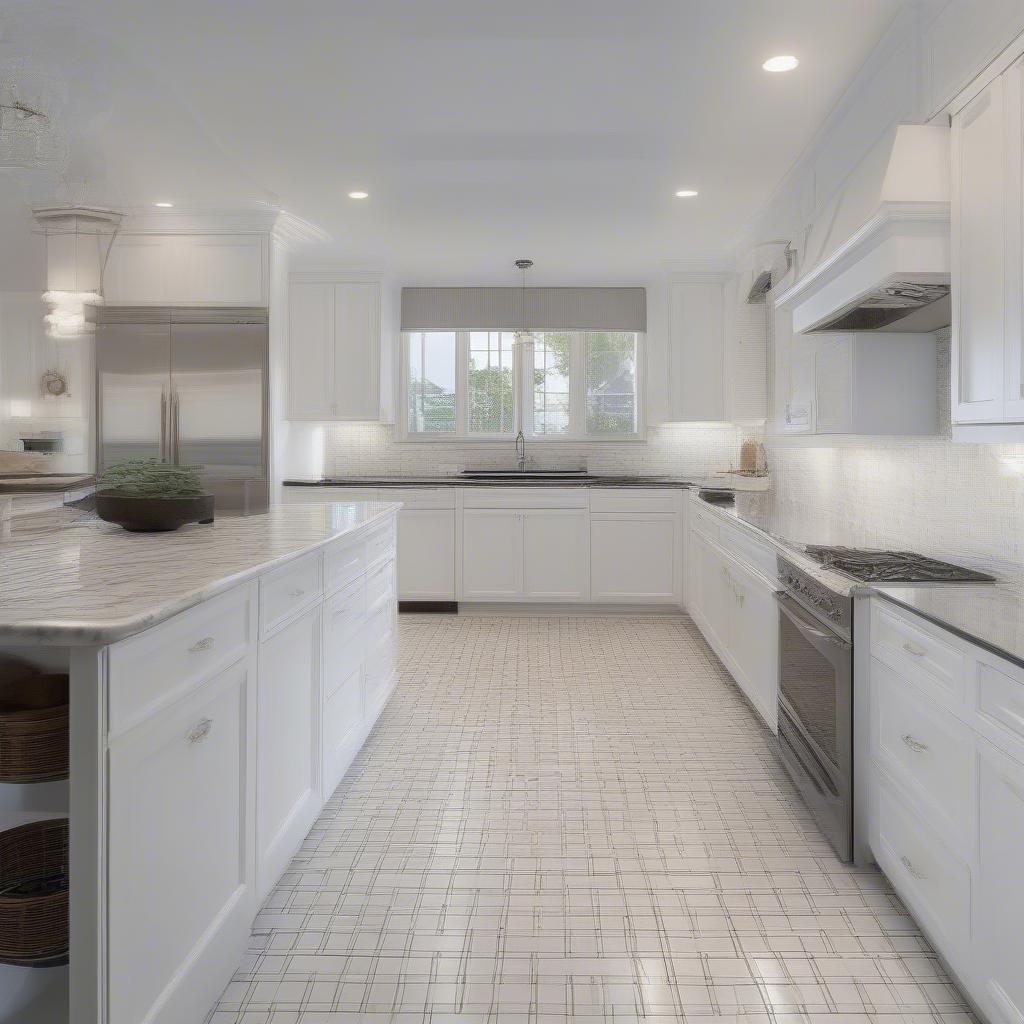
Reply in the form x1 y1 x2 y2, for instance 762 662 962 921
0 675 69 783
0 818 68 966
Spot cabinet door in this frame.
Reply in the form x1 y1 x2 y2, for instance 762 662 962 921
976 738 1024 1024
462 509 523 600
669 279 726 421
591 513 677 603
173 235 266 305
721 553 779 731
523 509 589 601
103 236 175 304
257 606 320 897
1005 57 1024 420
687 530 730 654
108 661 253 1024
333 282 380 420
953 75 1007 423
398 509 456 600
289 283 336 420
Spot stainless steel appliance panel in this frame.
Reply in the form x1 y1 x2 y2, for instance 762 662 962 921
97 323 172 470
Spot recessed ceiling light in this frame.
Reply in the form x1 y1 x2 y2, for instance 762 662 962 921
763 55 799 73
154 201 174 208
675 190 699 198
348 191 369 199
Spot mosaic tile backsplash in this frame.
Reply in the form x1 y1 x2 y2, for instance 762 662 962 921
323 421 753 480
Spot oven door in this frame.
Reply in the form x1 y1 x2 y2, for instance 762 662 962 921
775 591 853 860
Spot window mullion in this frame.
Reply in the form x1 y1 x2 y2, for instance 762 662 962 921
455 331 469 437
571 332 586 438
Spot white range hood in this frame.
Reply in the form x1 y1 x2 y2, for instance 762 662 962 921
776 124 951 334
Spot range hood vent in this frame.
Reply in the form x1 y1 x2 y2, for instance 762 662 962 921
775 125 951 334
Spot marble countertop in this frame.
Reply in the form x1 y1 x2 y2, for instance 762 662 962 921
873 585 1024 669
0 501 400 646
286 475 706 489
0 474 94 494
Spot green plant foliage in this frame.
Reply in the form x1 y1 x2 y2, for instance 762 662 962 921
98 459 205 498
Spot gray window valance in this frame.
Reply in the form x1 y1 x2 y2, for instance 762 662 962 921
400 287 647 332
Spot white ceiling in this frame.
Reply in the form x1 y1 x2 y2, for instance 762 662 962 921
3 0 915 282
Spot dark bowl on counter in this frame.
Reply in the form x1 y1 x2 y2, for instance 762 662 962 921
95 491 215 532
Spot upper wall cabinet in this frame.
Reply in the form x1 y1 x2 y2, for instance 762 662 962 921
667 273 768 423
103 234 269 306
288 276 384 422
952 53 1024 437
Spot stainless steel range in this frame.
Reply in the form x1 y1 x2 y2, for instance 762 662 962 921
774 546 994 862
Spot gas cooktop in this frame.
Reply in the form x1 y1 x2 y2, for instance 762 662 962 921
804 545 996 584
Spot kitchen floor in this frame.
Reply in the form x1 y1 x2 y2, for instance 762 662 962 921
207 615 973 1024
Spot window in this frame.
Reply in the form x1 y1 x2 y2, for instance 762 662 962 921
403 330 642 440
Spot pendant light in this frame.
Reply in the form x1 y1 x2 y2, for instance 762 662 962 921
514 258 537 346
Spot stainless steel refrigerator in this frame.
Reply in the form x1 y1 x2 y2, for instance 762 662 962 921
93 306 269 511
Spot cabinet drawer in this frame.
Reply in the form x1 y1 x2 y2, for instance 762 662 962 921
108 585 252 736
462 487 588 509
875 775 971 954
871 602 966 701
689 505 721 545
977 658 1024 745
325 536 365 594
872 658 975 847
260 552 322 634
380 487 456 509
366 601 395 648
718 521 777 581
589 489 679 513
364 520 396 567
324 579 366 697
365 558 395 612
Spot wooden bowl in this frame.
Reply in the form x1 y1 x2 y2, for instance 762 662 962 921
95 491 215 532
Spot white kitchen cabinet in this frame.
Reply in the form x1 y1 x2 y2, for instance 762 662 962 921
668 277 726 421
257 604 320 897
977 737 1024 1024
288 277 383 421
107 659 254 1024
103 234 268 306
522 509 590 601
687 500 779 731
591 514 678 603
462 509 523 600
952 53 1024 434
866 598 1024 1024
398 509 456 600
776 303 816 433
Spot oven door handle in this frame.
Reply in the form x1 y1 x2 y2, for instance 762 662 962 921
775 591 851 649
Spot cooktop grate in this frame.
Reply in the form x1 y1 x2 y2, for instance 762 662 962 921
803 545 996 583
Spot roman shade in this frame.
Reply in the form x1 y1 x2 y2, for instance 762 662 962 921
400 287 647 332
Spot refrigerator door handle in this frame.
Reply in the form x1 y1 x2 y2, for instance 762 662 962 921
160 389 168 462
171 391 180 464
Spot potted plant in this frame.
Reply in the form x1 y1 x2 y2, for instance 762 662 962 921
94 459 215 532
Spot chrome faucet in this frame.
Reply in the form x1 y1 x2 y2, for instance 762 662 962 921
515 429 527 472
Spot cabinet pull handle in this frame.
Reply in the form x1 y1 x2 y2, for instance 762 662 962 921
289 588 305 598
189 636 215 653
1000 774 1024 804
901 734 929 754
900 855 926 880
902 641 927 658
186 718 213 745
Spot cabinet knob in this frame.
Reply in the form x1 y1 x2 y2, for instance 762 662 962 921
902 641 927 658
189 636 215 653
901 734 929 754
900 855 926 880
289 588 306 598
186 718 214 745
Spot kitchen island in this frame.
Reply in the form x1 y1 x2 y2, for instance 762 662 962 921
0 501 400 1024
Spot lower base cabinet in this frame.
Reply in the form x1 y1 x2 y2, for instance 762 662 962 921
868 600 1024 1024
398 509 456 600
257 605 320 898
590 514 678 603
107 661 254 1024
523 510 589 601
687 518 778 731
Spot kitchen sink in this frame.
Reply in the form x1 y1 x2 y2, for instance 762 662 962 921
460 469 594 480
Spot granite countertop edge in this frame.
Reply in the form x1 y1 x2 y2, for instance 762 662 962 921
0 502 401 647
285 476 705 489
